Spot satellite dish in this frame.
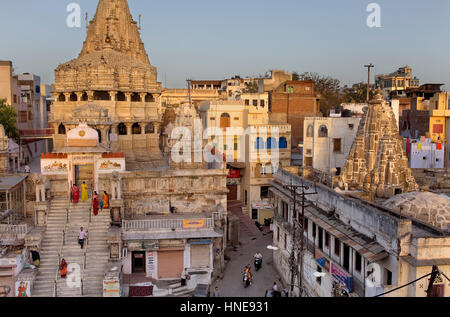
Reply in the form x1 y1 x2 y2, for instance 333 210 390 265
267 245 279 251
313 272 326 278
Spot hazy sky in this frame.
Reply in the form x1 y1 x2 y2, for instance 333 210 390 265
1 0 449 89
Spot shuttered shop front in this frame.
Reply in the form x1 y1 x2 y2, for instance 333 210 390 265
189 240 211 268
157 249 184 279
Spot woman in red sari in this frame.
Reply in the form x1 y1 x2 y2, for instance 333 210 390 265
72 185 80 204
60 259 68 279
93 197 99 216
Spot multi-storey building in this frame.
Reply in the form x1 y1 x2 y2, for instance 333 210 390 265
376 66 420 99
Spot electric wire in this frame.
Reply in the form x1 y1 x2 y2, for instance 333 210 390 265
373 272 434 297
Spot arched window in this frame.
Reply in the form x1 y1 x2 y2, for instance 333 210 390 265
255 137 265 150
266 137 277 149
118 123 127 135
307 125 314 138
81 92 88 101
94 91 110 101
131 93 141 102
116 92 126 102
58 94 66 102
69 93 77 102
58 123 66 135
279 137 288 149
220 113 231 129
145 94 155 102
318 125 328 138
132 123 142 135
145 123 154 134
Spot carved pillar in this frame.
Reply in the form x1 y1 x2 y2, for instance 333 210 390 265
140 93 147 104
125 123 133 136
63 93 71 102
87 91 94 102
75 92 83 104
140 123 146 135
153 122 160 135
125 92 132 103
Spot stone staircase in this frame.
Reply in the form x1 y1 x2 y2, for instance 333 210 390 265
32 198 111 297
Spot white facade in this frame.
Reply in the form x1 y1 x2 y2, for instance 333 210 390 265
303 117 361 175
410 138 445 169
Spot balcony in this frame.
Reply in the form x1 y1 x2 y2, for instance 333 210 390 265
0 224 29 245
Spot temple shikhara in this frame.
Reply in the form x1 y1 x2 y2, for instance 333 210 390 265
339 90 418 199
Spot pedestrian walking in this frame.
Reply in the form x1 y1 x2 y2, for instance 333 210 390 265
181 269 190 286
213 286 220 297
78 227 88 249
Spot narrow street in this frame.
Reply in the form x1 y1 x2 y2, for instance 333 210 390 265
212 201 284 297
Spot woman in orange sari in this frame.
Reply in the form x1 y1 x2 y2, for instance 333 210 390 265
103 191 109 209
60 259 68 279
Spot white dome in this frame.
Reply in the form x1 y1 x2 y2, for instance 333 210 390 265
383 191 450 230
67 123 99 147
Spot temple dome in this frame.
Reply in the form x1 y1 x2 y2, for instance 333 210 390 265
383 191 450 230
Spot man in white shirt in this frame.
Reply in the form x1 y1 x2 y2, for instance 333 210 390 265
78 227 88 249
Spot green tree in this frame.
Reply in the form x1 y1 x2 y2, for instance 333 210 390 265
0 99 19 141
298 72 342 115
342 82 376 103
242 81 259 93
292 71 300 81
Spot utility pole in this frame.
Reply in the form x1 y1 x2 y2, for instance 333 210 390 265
364 64 374 103
284 181 317 297
426 265 440 297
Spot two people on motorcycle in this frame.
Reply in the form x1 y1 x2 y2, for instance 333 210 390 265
243 265 253 284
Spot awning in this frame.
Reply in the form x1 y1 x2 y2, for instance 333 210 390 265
122 229 223 241
8 139 19 154
0 175 27 191
270 186 388 263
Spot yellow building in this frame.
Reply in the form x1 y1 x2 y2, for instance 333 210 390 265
429 92 450 166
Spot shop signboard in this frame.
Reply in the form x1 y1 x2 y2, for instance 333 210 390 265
315 249 330 272
15 281 31 297
331 263 353 293
103 279 120 297
182 219 206 229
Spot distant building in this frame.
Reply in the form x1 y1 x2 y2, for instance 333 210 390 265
303 116 361 178
269 80 321 148
375 66 420 99
428 91 450 166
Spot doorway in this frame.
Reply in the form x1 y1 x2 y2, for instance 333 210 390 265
74 164 94 189
132 251 146 273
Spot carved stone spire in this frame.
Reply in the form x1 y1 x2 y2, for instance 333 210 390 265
80 0 150 64
339 90 418 199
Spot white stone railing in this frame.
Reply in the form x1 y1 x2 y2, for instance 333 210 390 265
122 218 214 232
0 224 28 239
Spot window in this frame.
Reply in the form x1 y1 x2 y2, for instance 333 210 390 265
245 100 249 105
306 125 314 137
220 113 231 128
333 139 342 153
252 209 258 220
261 186 269 199
261 100 265 108
318 125 328 138
312 223 316 240
303 218 308 232
255 137 265 150
13 95 17 104
266 137 277 149
433 124 444 134
132 123 141 135
244 190 248 205
284 233 287 249
325 232 330 248
343 244 350 271
318 227 323 250
385 269 393 286
28 112 33 121
287 86 294 94
145 123 154 134
118 123 127 135
19 111 28 123
334 237 340 256
355 251 362 273
279 137 288 149
253 100 258 107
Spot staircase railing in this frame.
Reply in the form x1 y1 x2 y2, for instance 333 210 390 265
53 208 69 297
80 207 91 296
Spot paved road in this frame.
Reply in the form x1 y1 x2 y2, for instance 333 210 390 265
212 202 284 297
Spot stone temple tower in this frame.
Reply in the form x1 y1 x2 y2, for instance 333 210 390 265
339 90 418 199
51 0 164 167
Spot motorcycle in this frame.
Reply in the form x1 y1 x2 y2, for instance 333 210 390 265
254 257 262 271
243 272 252 288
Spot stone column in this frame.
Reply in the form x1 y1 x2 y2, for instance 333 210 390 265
154 122 160 135
87 91 94 102
75 92 83 104
125 123 133 136
63 93 71 102
140 123 146 135
140 93 147 104
125 92 132 103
